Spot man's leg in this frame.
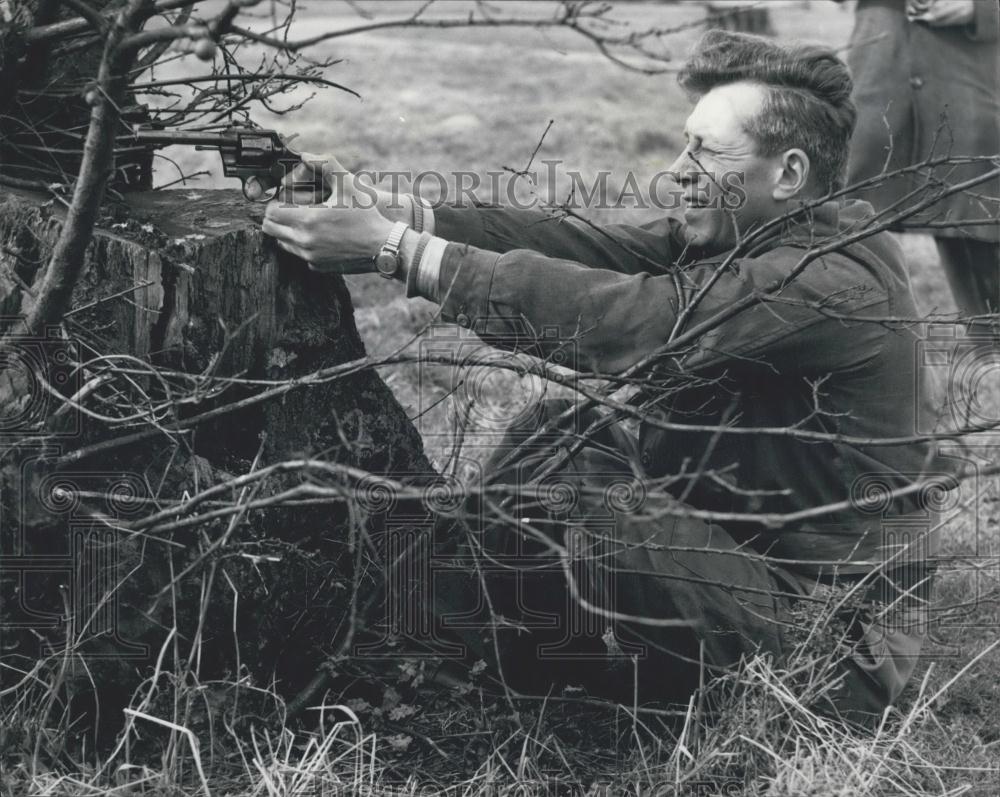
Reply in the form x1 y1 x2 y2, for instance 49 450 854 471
787 562 936 727
432 399 793 703
434 494 794 704
431 399 651 697
433 451 925 721
433 400 923 718
598 512 790 702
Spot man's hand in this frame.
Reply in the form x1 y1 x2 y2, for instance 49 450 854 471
244 150 369 205
908 0 975 27
261 154 396 273
247 148 416 222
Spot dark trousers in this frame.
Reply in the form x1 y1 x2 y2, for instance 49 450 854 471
430 401 925 721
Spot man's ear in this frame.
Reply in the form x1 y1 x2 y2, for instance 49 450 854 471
772 148 811 201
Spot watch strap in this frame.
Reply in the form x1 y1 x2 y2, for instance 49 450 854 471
411 195 425 233
375 221 410 279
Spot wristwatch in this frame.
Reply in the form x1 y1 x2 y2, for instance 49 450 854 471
375 221 410 279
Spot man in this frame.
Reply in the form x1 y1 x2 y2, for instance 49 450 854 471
258 31 954 723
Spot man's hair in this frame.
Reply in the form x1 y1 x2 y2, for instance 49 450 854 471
677 30 856 195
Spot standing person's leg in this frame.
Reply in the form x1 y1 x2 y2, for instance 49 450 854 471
935 238 1000 321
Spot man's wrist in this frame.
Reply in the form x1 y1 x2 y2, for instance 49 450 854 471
398 227 421 276
376 190 413 224
395 227 445 303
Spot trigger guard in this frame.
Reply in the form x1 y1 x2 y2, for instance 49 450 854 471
243 179 277 203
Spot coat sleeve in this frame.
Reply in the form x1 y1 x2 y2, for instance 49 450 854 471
968 0 999 42
432 203 682 275
433 240 890 376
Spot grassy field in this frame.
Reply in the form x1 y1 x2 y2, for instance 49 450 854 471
17 1 997 794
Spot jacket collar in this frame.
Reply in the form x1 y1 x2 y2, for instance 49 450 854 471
684 199 876 265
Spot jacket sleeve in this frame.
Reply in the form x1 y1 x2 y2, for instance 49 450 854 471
434 240 890 376
968 0 999 42
432 203 682 275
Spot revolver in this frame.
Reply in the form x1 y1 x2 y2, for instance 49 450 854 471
126 126 318 201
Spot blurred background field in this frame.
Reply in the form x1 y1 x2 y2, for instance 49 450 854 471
144 5 998 790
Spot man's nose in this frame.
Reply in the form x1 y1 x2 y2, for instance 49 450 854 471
667 150 696 186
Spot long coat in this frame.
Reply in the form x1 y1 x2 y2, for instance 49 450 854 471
845 0 999 242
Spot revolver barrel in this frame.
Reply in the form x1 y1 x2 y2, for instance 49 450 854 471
130 130 237 148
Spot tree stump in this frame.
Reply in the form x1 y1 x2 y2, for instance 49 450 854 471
0 2 446 761
0 187 437 747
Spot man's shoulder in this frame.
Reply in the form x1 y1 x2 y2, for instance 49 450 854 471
746 200 908 287
757 233 909 302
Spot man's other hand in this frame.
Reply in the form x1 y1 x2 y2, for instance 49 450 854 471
243 151 371 205
247 150 414 224
908 0 975 27
262 153 395 273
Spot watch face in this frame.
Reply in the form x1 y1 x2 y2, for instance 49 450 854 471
375 251 398 277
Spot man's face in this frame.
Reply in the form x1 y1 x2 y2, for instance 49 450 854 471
669 81 786 255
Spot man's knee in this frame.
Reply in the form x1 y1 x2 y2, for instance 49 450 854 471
616 513 734 557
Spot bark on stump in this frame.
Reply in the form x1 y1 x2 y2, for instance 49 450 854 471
0 187 436 748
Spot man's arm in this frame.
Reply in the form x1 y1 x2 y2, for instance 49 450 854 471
263 154 684 275
903 0 997 39
261 157 889 377
968 0 999 41
412 236 890 376
429 202 683 275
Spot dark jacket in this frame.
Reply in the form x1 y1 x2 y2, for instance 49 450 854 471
432 201 957 575
845 0 1000 241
